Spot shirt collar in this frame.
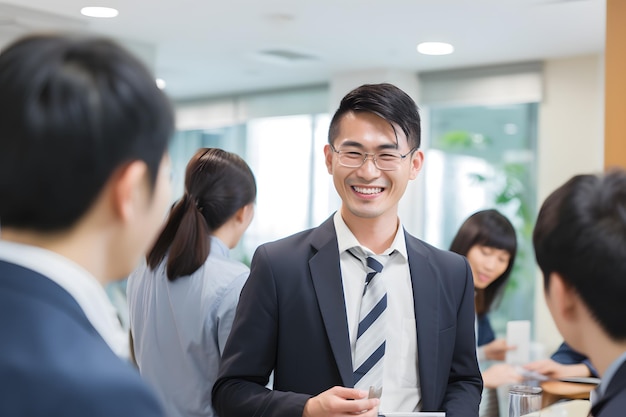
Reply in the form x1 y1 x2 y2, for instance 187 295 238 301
0 239 130 359
210 235 230 257
333 211 408 260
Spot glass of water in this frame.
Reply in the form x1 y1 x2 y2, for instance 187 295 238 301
508 385 542 417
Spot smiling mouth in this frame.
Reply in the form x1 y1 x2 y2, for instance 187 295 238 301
353 186 383 195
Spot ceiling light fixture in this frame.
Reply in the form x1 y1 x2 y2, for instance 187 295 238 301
156 78 166 89
417 42 454 56
80 7 119 18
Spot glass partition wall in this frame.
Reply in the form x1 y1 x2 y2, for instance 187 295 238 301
169 113 332 265
423 103 538 335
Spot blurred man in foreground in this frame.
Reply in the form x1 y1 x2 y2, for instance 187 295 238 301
0 33 174 416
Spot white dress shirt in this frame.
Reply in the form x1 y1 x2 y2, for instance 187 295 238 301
0 239 129 358
333 211 421 412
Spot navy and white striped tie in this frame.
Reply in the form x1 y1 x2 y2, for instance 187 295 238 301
353 254 387 390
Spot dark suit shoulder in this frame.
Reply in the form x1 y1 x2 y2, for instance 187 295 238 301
594 390 626 417
0 266 164 417
405 233 462 259
252 218 335 268
0 309 164 417
259 226 318 253
57 357 165 417
249 226 328 291
593 360 626 417
404 232 470 275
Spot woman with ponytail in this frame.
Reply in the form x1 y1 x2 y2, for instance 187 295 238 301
126 148 256 417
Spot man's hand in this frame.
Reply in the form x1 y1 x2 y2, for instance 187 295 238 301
482 363 524 389
524 359 591 379
483 338 516 361
302 386 380 417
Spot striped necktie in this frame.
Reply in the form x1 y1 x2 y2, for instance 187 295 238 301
352 252 387 390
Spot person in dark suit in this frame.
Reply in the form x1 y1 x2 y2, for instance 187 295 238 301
533 169 626 417
0 33 174 416
212 83 483 417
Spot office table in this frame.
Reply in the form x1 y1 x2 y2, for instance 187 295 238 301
540 380 597 408
523 399 590 417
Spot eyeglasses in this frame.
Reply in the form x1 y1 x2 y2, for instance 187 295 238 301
329 144 417 171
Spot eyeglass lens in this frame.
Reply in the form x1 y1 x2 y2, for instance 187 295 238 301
337 150 404 170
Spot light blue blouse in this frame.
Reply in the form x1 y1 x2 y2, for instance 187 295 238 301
127 236 248 417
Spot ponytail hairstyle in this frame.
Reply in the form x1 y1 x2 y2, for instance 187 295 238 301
449 209 517 316
146 148 256 281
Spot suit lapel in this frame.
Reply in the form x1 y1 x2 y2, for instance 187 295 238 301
405 233 439 408
309 217 353 387
306 222 444 391
591 359 626 416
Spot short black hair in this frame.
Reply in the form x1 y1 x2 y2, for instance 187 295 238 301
328 83 421 150
449 209 517 315
533 169 626 341
0 33 174 231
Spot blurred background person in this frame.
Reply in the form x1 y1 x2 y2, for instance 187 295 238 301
449 209 522 416
127 147 256 417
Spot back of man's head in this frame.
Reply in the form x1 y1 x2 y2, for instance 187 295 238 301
0 33 174 232
533 168 626 341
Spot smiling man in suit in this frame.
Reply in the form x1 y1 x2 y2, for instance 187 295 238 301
533 169 626 417
0 33 174 416
213 83 482 417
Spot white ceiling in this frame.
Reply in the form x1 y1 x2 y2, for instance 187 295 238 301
0 0 605 102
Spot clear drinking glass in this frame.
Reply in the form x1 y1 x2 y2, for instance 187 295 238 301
508 385 542 417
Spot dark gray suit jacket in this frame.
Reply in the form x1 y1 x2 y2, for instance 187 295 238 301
213 216 482 417
591 360 626 417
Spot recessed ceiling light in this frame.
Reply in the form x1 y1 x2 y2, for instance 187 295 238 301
80 7 119 18
156 78 166 89
417 42 454 56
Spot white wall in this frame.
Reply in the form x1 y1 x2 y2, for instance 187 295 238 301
534 53 605 354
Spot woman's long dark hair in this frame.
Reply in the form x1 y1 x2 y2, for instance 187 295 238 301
147 148 256 281
449 209 517 316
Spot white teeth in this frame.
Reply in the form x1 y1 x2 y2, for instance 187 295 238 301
353 186 383 194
